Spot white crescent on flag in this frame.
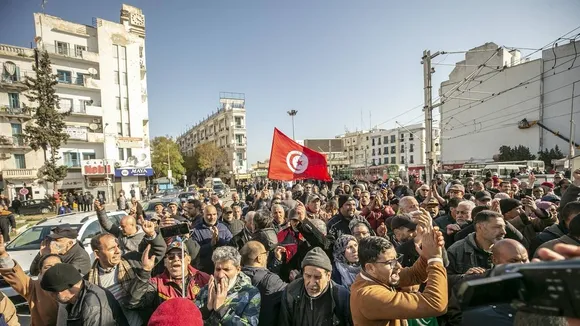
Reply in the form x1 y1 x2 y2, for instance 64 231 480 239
286 150 309 174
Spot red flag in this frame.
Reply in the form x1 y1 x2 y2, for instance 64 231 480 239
267 128 331 181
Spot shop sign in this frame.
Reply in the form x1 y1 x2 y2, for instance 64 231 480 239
114 168 154 177
61 179 85 189
81 159 113 176
117 137 144 148
65 126 88 141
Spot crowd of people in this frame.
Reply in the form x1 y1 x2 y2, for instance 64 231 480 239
0 171 578 326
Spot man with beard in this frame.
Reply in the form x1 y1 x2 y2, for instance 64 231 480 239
195 246 261 325
230 211 255 250
41 263 129 326
230 192 242 208
305 194 326 220
127 241 210 319
474 191 492 208
221 206 244 237
389 215 416 249
279 247 351 326
327 195 368 242
350 224 447 325
0 235 61 326
447 210 506 277
191 205 233 274
443 200 475 248
422 197 441 220
271 204 288 233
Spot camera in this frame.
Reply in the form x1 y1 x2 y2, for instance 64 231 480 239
160 223 190 238
456 259 580 318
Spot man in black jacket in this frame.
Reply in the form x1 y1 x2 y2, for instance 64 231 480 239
327 195 367 242
41 263 129 326
241 241 287 326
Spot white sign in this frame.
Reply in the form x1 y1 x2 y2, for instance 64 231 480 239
117 137 144 148
65 126 88 141
60 179 85 189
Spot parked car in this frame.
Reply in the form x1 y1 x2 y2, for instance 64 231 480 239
9 199 53 215
178 192 196 202
213 184 227 198
1 210 127 304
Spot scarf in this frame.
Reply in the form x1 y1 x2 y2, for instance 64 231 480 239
333 235 361 287
87 258 135 292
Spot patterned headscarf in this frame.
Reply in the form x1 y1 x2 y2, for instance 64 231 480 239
333 234 358 264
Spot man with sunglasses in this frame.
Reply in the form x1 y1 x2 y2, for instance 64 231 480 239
350 218 447 325
127 240 210 320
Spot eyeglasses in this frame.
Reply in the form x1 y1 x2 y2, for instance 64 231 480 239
165 252 184 260
374 255 403 268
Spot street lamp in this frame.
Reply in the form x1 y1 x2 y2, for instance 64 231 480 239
287 110 298 140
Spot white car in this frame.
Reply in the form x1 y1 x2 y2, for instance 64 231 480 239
1 210 127 304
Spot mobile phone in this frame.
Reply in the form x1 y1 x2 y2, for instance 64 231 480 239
160 222 190 238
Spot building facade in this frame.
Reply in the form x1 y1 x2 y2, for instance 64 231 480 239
439 41 580 164
336 130 371 168
176 93 248 183
0 4 151 202
303 138 348 176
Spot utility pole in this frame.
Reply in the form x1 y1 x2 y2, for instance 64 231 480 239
287 110 298 140
422 50 440 185
570 81 578 159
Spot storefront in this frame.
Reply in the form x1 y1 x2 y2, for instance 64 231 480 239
114 167 153 200
81 159 113 204
57 172 85 195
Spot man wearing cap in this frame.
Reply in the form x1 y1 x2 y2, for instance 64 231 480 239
127 240 210 319
0 234 61 326
352 184 363 203
29 224 91 277
393 178 413 198
422 197 441 219
305 194 327 220
279 247 351 326
221 206 244 237
41 263 129 326
389 215 417 249
475 191 492 208
95 200 146 254
327 195 369 242
500 197 556 245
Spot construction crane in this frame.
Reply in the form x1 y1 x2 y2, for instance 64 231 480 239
518 118 580 149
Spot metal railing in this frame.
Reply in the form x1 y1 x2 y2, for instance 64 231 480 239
44 44 97 59
57 77 86 86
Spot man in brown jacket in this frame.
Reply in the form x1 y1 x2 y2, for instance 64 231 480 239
350 211 447 326
0 235 60 326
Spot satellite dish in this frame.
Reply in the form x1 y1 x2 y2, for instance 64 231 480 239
88 123 99 131
88 68 97 75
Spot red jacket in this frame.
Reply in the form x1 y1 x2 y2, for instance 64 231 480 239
277 226 304 263
152 265 210 301
361 206 395 231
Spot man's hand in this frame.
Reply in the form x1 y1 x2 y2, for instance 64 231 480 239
142 220 156 237
141 244 156 272
274 246 286 261
416 226 443 260
160 216 175 228
521 196 537 211
0 235 9 258
210 226 219 246
207 275 216 311
376 222 387 237
446 223 461 235
94 199 103 211
295 201 306 222
535 243 580 262
39 239 51 256
573 169 580 187
465 267 486 275
214 276 229 310
528 173 536 185
491 199 501 213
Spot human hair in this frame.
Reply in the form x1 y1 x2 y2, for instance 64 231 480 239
474 181 484 188
561 201 580 222
448 197 464 209
309 218 327 236
245 211 256 223
38 254 62 269
349 219 370 233
358 236 393 270
499 181 510 187
471 206 488 219
212 246 241 267
326 200 339 210
90 233 116 251
253 210 273 230
473 210 503 226
271 204 284 212
457 200 475 210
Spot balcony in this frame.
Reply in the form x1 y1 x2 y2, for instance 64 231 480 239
0 105 33 119
45 44 99 63
56 76 101 91
0 135 28 148
0 70 34 91
0 44 35 59
61 104 102 117
2 169 38 180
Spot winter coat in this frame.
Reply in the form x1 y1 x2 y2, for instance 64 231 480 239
507 210 556 246
242 266 287 326
253 228 278 252
29 241 91 277
190 221 232 274
230 227 253 250
196 272 261 326
221 218 245 237
279 279 351 326
533 234 580 258
58 280 129 326
529 222 568 256
96 209 146 254
327 213 367 242
454 220 527 248
447 233 492 276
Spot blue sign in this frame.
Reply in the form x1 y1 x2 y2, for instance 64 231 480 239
115 168 154 177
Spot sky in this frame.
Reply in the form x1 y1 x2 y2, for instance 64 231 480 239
1 0 579 164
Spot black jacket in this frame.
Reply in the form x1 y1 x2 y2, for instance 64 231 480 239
252 228 279 252
60 280 129 326
279 279 352 326
446 233 492 280
97 209 146 254
327 213 366 243
529 222 568 256
454 220 526 247
30 241 91 277
229 227 253 250
221 218 245 237
243 266 287 326
0 213 16 241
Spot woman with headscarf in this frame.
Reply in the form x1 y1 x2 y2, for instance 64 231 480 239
331 235 361 288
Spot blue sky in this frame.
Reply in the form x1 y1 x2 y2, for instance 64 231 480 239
1 0 579 164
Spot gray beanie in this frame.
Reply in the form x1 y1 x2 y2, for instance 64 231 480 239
301 247 332 271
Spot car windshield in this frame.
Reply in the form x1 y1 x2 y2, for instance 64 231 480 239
7 224 82 251
214 184 224 190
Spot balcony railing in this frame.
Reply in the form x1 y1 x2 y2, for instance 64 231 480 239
44 44 99 62
0 105 32 117
0 135 26 147
57 77 85 86
58 103 102 116
1 169 37 179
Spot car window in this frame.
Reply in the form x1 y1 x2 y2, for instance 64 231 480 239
6 226 47 250
107 213 125 227
81 221 102 242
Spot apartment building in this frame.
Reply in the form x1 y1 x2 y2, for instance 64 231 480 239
0 4 151 202
337 130 372 168
176 93 248 183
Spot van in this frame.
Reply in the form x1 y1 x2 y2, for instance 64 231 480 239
204 177 224 189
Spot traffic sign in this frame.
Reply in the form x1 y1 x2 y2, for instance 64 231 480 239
19 188 29 196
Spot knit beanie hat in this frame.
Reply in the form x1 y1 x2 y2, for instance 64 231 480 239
148 298 203 326
338 195 355 209
499 198 521 215
301 247 332 271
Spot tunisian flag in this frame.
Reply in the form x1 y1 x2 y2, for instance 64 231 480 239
267 128 331 181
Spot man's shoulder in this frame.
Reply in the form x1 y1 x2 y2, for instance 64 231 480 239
447 236 469 254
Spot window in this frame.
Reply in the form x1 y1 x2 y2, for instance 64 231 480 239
378 138 381 145
372 149 375 156
235 117 243 128
121 72 127 85
74 45 86 58
410 155 414 164
384 136 388 144
116 96 121 110
11 123 23 145
123 97 129 111
118 148 125 161
378 148 381 155
391 146 396 154
57 70 72 83
120 46 126 60
82 152 95 160
409 133 414 141
81 221 103 243
114 70 119 84
76 73 85 86
378 158 382 165
55 41 69 55
372 138 375 146
401 145 405 152
113 45 119 58
126 148 132 158
237 152 244 167
401 156 405 164
372 159 376 165
124 123 130 137
117 123 123 136
400 133 405 140
8 93 19 108
14 154 26 169
3 64 20 82
391 157 396 164
390 135 395 143
384 147 388 155
63 152 80 167
410 144 414 152
235 134 244 146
